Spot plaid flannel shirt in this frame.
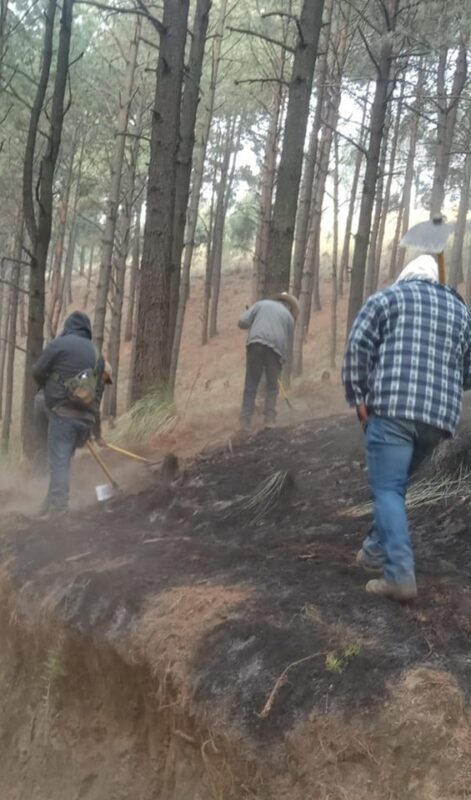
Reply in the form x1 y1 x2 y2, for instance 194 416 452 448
343 278 471 435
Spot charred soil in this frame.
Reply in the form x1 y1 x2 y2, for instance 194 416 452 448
2 413 471 799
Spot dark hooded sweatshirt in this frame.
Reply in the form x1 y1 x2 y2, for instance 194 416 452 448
32 312 105 421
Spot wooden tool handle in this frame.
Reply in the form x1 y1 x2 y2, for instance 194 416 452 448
437 251 446 284
104 442 150 464
86 441 119 489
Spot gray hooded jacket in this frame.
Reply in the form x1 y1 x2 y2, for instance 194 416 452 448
32 311 104 415
238 299 294 361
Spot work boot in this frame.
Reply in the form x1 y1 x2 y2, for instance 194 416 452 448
356 548 383 574
366 578 417 602
37 497 50 519
34 506 68 522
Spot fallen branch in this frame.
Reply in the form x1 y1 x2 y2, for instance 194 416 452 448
256 651 327 719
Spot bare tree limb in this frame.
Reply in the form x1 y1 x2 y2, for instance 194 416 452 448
261 10 298 21
0 337 27 353
321 117 368 157
75 0 165 34
0 278 29 294
357 25 380 73
134 0 165 34
227 25 295 53
341 0 382 35
235 76 289 87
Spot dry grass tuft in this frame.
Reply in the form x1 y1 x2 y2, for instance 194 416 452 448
225 470 293 523
110 389 178 445
343 468 471 518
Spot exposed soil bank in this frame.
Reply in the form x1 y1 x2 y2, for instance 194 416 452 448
2 414 471 799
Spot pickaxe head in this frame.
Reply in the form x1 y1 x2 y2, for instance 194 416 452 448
400 214 454 254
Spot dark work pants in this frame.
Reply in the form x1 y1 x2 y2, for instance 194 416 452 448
46 413 91 510
240 343 282 423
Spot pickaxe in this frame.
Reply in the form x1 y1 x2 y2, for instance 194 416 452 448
400 214 454 283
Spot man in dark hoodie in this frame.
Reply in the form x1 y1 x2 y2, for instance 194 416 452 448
32 311 105 515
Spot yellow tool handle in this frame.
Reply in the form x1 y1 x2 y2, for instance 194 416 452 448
437 251 446 284
86 441 119 488
103 442 150 464
278 379 288 399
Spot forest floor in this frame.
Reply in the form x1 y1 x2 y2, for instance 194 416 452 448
2 407 471 798
2 269 471 799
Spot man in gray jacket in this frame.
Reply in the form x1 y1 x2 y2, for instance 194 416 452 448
238 293 299 427
32 311 105 515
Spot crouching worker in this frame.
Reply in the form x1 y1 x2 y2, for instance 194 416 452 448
238 292 299 428
32 311 105 517
343 255 471 601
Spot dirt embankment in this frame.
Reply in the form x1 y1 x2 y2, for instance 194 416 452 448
2 415 471 799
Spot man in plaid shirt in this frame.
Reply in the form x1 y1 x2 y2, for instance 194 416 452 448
343 254 471 601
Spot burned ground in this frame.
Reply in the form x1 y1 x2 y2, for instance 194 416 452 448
2 411 471 758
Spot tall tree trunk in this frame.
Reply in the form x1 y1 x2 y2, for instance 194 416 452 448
330 133 339 369
0 254 10 419
252 84 285 302
339 90 369 296
0 271 11 420
62 168 83 311
449 144 471 288
105 213 130 418
79 244 86 276
1 212 24 450
47 124 79 337
465 240 471 306
124 196 142 342
167 0 211 377
105 125 141 419
169 0 228 390
201 168 217 347
47 193 69 336
208 116 241 339
363 108 391 298
131 0 190 402
18 266 27 337
293 65 343 374
430 42 467 218
22 0 73 455
264 0 325 296
0 0 8 85
93 17 140 353
308 2 352 314
346 0 399 332
84 243 94 307
371 81 404 291
292 10 349 374
291 0 332 299
389 63 425 279
55 127 86 329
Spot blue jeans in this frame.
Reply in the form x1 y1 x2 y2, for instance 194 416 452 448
362 416 446 585
47 413 91 510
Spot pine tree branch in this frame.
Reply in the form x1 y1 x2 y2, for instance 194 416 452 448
235 77 289 87
75 0 165 34
321 118 368 157
227 25 295 53
357 25 380 73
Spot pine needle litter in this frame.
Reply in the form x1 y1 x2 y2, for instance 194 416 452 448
223 470 293 523
343 468 471 519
